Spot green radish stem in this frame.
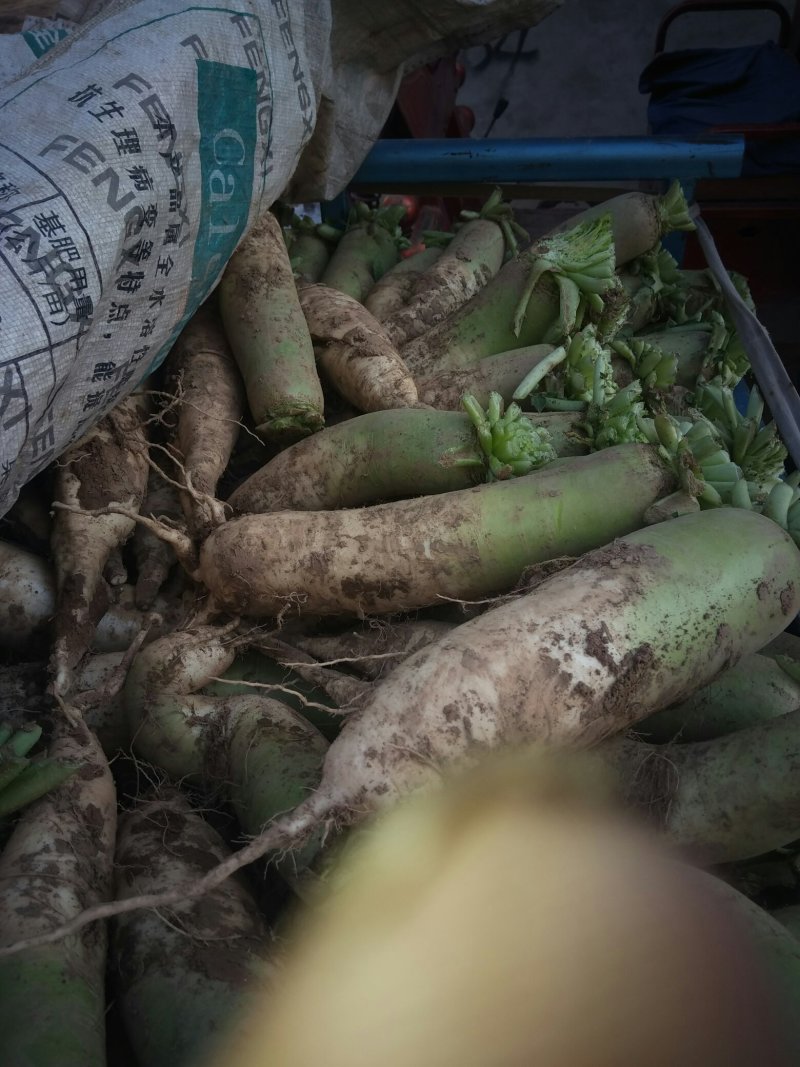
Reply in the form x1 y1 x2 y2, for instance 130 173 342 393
218 211 325 440
695 381 787 494
383 189 526 346
364 246 443 322
524 326 615 409
418 344 555 411
512 345 568 400
634 321 746 393
0 759 80 819
610 336 678 394
197 444 676 618
0 722 81 819
112 791 275 1067
298 283 419 411
227 402 561 513
0 721 115 1065
319 204 405 302
578 377 650 452
637 413 744 508
461 393 556 480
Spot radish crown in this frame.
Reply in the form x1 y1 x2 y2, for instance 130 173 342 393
579 371 649 451
696 381 787 492
657 178 695 236
512 214 617 340
457 186 529 257
461 392 556 480
612 336 678 392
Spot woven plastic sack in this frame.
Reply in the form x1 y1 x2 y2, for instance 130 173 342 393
0 0 559 517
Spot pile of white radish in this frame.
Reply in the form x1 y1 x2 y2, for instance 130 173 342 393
2 183 800 1066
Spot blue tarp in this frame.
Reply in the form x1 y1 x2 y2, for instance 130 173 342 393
640 41 800 175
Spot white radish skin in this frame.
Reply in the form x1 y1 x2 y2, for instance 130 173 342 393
384 218 506 347
0 539 55 650
164 304 245 538
299 283 419 411
197 446 673 619
0 539 185 662
51 393 149 696
8 511 799 955
286 509 800 827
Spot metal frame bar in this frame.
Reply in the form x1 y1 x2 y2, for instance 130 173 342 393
350 136 746 188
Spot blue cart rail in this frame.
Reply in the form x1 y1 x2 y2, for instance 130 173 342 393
351 135 746 186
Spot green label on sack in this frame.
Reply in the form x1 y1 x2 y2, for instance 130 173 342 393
21 27 70 59
189 57 257 308
146 57 257 374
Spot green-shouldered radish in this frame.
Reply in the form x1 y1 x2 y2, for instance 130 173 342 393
383 189 527 346
226 396 561 512
217 211 325 441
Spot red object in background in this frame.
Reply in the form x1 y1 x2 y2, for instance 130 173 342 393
452 105 476 136
379 57 480 236
395 60 464 140
381 194 419 223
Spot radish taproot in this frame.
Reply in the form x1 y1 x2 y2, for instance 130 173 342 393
218 211 325 440
162 303 245 537
298 283 420 411
50 392 149 698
